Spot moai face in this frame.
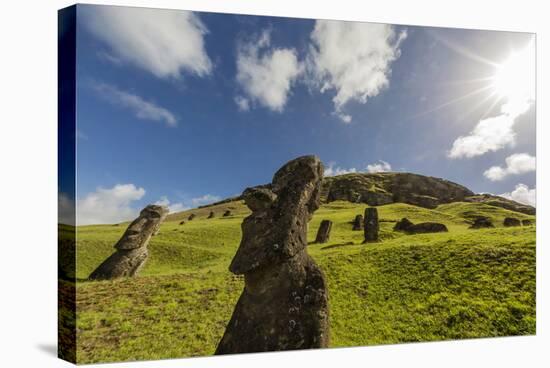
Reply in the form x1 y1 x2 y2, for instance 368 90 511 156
229 156 323 275
115 205 169 250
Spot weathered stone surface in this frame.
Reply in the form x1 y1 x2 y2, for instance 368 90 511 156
394 217 414 232
216 155 329 355
223 210 232 217
208 211 215 219
363 207 379 243
315 220 333 244
522 219 533 226
464 194 535 215
406 222 448 234
352 214 363 231
188 213 196 221
503 217 521 227
89 205 168 280
469 216 494 229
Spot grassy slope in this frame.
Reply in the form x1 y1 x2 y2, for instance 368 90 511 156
75 201 536 363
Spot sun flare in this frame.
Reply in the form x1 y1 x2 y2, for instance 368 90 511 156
491 40 535 103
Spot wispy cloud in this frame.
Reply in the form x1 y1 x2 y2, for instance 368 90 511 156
155 196 187 213
324 160 393 176
236 30 302 112
77 184 146 225
307 21 406 123
324 162 357 177
93 82 177 127
484 153 535 181
499 183 536 207
82 6 212 79
190 194 221 207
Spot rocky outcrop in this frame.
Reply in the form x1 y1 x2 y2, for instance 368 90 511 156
216 155 329 354
352 215 363 231
504 217 521 227
322 172 474 209
469 216 494 229
363 208 379 243
393 217 414 232
315 220 333 244
406 222 448 234
89 205 168 280
464 194 535 215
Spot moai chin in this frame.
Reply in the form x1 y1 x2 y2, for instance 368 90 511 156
88 205 168 280
215 155 330 354
363 207 379 243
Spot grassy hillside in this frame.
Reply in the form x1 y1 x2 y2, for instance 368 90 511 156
74 200 536 364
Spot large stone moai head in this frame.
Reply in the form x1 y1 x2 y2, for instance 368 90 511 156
363 207 379 243
229 155 324 275
89 204 168 281
115 205 169 250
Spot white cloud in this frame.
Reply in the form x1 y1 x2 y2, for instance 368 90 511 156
93 82 177 127
77 184 146 225
236 30 302 112
307 21 406 122
82 6 212 78
366 160 392 173
484 153 536 181
499 183 536 207
324 162 357 177
58 192 75 226
190 194 221 207
234 95 250 111
155 196 187 213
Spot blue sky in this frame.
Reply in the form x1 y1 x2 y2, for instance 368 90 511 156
70 4 535 225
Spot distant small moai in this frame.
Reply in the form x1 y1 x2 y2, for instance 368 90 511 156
208 211 215 219
223 210 232 217
363 207 379 243
179 220 185 225
89 205 168 280
315 220 333 243
352 214 363 231
188 213 196 221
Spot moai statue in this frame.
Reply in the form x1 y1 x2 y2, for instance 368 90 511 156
215 155 330 354
89 205 168 280
315 220 333 244
363 207 379 243
208 211 215 219
223 210 232 217
188 213 196 221
352 214 363 231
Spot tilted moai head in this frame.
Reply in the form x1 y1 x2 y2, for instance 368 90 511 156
115 205 169 250
229 155 324 275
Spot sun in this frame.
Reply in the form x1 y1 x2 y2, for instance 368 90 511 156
491 41 535 103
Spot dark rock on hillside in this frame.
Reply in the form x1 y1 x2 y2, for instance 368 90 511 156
179 220 185 225
188 213 196 221
352 214 363 231
469 216 494 229
522 219 533 226
406 222 448 234
89 205 168 280
363 208 379 243
503 217 521 227
394 217 414 232
223 210 232 217
208 211 215 219
315 220 333 244
216 155 329 355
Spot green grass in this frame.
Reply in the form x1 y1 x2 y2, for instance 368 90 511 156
74 200 536 363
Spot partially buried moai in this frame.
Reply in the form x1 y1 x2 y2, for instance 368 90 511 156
89 205 168 280
363 207 379 243
352 214 363 231
315 220 332 244
215 155 329 354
